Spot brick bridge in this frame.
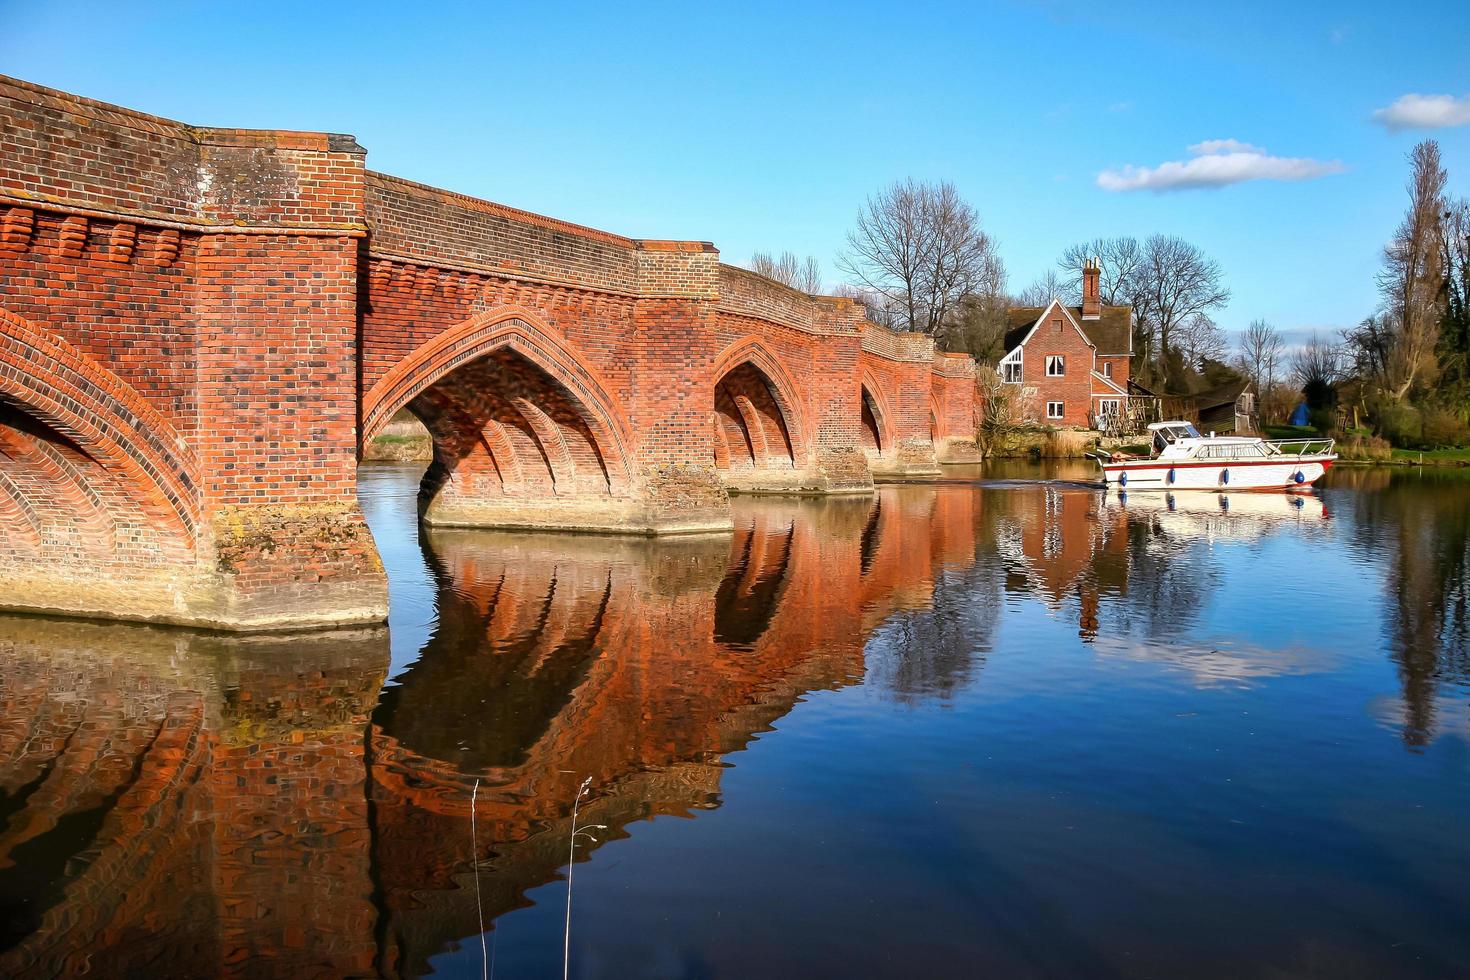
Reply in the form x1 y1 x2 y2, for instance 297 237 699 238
0 75 980 630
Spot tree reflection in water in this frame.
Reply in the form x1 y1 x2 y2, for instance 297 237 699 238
1338 467 1470 746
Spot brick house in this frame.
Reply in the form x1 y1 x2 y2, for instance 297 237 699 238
999 260 1133 429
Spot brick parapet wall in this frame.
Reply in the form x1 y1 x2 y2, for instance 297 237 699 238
0 74 366 234
716 265 864 336
860 322 935 362
365 171 642 293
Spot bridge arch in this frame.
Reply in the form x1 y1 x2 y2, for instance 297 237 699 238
0 307 198 562
710 338 807 473
859 373 894 458
361 307 634 504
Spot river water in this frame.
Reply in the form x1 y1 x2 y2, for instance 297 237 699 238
1 463 1468 978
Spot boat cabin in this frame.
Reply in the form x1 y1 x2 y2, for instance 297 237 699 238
1149 421 1200 456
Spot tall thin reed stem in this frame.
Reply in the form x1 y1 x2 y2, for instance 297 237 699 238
471 778 487 980
564 777 605 980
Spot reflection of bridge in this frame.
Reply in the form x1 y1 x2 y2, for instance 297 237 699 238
0 75 981 629
0 488 986 978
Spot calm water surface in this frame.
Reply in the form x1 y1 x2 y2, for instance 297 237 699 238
1 463 1468 978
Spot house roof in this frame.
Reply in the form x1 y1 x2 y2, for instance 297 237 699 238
1193 377 1253 410
1004 304 1133 355
1091 370 1128 396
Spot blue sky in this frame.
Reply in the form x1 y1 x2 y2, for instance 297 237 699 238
4 0 1467 343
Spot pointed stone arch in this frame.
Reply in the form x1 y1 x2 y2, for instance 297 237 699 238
361 306 633 499
0 306 199 555
859 372 894 458
709 337 808 472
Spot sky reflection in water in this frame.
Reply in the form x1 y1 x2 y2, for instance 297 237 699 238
0 462 1467 978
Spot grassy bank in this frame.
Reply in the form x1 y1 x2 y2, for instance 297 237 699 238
1388 446 1470 465
1264 424 1470 466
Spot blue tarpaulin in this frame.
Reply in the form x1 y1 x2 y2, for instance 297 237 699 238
1289 402 1310 427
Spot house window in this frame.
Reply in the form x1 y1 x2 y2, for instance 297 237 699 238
1103 361 1113 378
1002 361 1022 383
1098 398 1120 417
1047 401 1065 419
1046 355 1065 377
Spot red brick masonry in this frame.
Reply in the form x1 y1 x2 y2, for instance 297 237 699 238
0 74 981 629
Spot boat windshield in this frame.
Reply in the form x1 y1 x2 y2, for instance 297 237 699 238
1152 423 1201 454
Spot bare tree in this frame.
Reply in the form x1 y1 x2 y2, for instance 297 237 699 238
839 179 1001 335
1343 311 1400 392
1236 319 1286 421
1057 236 1145 305
1375 139 1447 399
943 291 1011 362
1293 330 1344 409
1237 319 1285 390
1441 196 1470 395
750 250 823 293
1015 269 1067 307
1139 235 1231 388
1176 313 1228 367
975 366 1037 457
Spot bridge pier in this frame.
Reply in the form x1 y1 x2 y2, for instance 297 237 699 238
421 461 733 535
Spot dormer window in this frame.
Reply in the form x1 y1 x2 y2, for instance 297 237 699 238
1046 355 1065 377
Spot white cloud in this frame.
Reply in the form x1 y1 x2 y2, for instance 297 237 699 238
1187 138 1263 155
1371 93 1470 132
1097 140 1346 193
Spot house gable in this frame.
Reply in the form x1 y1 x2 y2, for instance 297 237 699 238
1009 299 1096 356
1013 300 1098 428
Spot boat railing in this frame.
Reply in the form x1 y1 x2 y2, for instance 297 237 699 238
1264 438 1335 457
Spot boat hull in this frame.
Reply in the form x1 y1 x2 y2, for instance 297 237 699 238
1099 456 1335 491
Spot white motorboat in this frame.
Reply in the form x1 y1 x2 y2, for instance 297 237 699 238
1095 421 1337 491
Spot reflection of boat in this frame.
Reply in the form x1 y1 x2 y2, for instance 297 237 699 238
1095 421 1336 491
1109 486 1328 543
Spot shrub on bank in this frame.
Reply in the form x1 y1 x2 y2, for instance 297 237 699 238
1336 432 1393 462
1308 407 1338 436
1419 407 1470 449
1372 401 1423 448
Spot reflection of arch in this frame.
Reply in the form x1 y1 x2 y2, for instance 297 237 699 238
374 538 613 771
859 373 893 458
0 307 198 551
361 306 632 486
710 337 808 462
714 518 795 648
859 496 883 575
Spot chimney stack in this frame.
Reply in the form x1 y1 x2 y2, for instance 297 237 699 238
1081 257 1101 320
